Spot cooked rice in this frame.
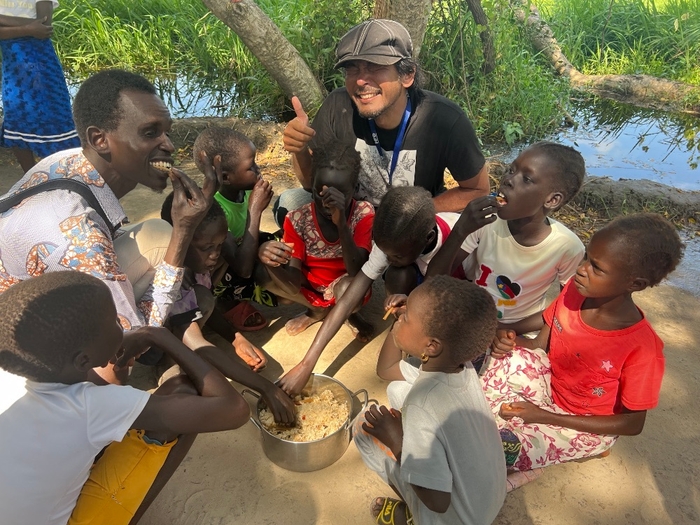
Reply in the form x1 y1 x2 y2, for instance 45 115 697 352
259 388 349 442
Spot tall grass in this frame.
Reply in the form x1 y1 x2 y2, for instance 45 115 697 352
51 0 570 142
53 0 365 116
536 0 700 85
421 0 570 142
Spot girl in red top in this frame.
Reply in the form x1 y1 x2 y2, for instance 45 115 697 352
483 213 684 489
257 143 374 336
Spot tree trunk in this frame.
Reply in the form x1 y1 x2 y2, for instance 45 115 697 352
373 0 391 19
381 0 433 58
464 0 495 75
511 0 700 116
202 0 325 111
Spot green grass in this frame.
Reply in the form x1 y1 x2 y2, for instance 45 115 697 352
49 0 698 142
50 0 571 142
420 0 570 142
52 0 365 119
535 0 700 85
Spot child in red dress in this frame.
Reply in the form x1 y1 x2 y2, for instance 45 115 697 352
484 213 684 490
257 142 374 336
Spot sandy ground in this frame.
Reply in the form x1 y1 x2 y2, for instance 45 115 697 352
1 147 699 525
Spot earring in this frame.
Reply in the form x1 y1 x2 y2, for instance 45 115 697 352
420 352 429 363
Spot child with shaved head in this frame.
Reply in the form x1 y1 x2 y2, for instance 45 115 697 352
355 276 506 524
0 271 249 525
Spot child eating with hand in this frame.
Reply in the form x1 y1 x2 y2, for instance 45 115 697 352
256 142 374 336
428 141 585 336
0 271 250 525
194 126 276 331
277 186 459 395
161 193 296 424
382 142 586 390
483 213 684 490
355 276 506 525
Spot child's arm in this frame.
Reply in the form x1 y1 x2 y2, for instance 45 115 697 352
491 323 551 358
116 327 250 434
258 240 303 296
35 1 53 24
321 187 370 276
278 271 375 395
227 179 273 279
500 402 647 436
0 17 51 39
376 294 408 381
219 234 240 275
181 321 296 424
426 195 499 277
498 311 545 335
363 405 451 513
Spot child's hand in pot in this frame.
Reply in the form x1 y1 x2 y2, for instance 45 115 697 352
261 384 296 426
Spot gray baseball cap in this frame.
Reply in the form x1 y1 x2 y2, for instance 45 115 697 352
335 19 413 69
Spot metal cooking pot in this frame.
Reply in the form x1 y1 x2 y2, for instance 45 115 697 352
244 374 368 472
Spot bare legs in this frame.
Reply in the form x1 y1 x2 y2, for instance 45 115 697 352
12 147 36 173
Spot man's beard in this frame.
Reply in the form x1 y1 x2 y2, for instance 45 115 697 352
356 104 386 120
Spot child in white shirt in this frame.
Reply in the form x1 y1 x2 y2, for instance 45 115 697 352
0 271 250 525
356 276 506 525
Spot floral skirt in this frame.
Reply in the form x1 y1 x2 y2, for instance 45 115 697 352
480 347 617 471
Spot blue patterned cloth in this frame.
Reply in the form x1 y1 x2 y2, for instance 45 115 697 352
0 37 79 156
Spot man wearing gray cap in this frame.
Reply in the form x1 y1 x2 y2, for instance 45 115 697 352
278 18 489 224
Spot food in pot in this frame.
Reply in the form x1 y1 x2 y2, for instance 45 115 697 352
259 389 349 442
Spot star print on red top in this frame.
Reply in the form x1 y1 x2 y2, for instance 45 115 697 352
543 281 665 415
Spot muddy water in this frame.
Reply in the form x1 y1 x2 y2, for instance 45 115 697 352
490 98 699 297
553 100 699 297
554 99 699 191
668 234 700 297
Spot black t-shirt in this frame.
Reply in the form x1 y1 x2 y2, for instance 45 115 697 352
310 88 485 207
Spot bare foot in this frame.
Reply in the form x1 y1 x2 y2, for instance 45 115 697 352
370 497 410 525
285 311 326 336
345 313 373 343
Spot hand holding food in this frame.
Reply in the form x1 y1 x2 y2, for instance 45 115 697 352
259 240 293 267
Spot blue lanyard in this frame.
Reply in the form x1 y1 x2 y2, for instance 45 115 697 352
368 95 412 185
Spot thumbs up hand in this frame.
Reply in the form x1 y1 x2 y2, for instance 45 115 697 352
282 96 316 153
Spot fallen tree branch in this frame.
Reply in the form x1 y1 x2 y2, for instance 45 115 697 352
511 0 700 116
